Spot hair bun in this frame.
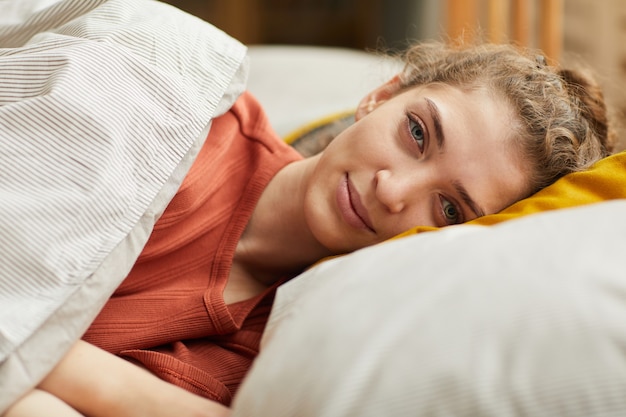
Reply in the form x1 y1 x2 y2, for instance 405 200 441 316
558 68 616 154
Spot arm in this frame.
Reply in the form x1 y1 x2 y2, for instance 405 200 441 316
33 340 230 417
3 390 85 417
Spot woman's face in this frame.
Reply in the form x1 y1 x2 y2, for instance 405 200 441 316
303 81 530 253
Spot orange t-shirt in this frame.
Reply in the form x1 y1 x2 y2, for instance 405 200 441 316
83 92 302 405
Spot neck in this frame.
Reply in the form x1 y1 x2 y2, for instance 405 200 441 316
235 154 333 284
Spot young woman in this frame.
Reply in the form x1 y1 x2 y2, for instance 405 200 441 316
4 41 615 417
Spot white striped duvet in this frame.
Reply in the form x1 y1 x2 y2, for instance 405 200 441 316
0 0 247 410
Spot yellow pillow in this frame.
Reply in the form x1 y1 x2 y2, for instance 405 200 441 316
398 150 626 236
284 111 355 157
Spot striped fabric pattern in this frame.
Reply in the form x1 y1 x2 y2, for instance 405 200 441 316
0 0 246 410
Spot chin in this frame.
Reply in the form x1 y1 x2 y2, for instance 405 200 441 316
319 230 379 256
303 192 378 255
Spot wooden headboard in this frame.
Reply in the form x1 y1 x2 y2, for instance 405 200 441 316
446 0 563 63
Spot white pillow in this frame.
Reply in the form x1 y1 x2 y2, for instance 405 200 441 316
246 45 401 137
232 201 626 417
0 0 247 411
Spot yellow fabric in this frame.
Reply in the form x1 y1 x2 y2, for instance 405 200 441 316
397 150 626 237
283 110 355 145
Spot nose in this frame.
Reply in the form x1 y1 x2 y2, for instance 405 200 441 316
374 169 416 214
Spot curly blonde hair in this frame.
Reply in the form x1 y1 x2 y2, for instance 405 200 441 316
396 41 615 195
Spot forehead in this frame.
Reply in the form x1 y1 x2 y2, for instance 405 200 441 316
404 83 530 214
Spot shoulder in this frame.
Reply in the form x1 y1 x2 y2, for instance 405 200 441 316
213 91 297 155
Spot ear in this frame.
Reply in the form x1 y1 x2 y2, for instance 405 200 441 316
355 75 402 121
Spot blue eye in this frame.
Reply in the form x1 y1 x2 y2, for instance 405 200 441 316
408 116 425 150
441 198 461 225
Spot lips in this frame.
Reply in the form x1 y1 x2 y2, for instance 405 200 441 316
336 174 375 233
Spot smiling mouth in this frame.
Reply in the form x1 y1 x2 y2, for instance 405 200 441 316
336 174 375 233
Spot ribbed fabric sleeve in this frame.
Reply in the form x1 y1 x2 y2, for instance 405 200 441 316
83 91 302 405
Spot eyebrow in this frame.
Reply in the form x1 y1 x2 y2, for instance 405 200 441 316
425 97 487 219
453 181 486 219
425 98 445 150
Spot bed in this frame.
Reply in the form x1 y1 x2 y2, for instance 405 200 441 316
2 1 626 416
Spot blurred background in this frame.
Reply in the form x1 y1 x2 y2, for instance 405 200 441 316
163 0 436 51
164 0 626 150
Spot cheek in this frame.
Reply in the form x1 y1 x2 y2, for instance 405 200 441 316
342 117 394 154
375 203 434 239
399 206 432 233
